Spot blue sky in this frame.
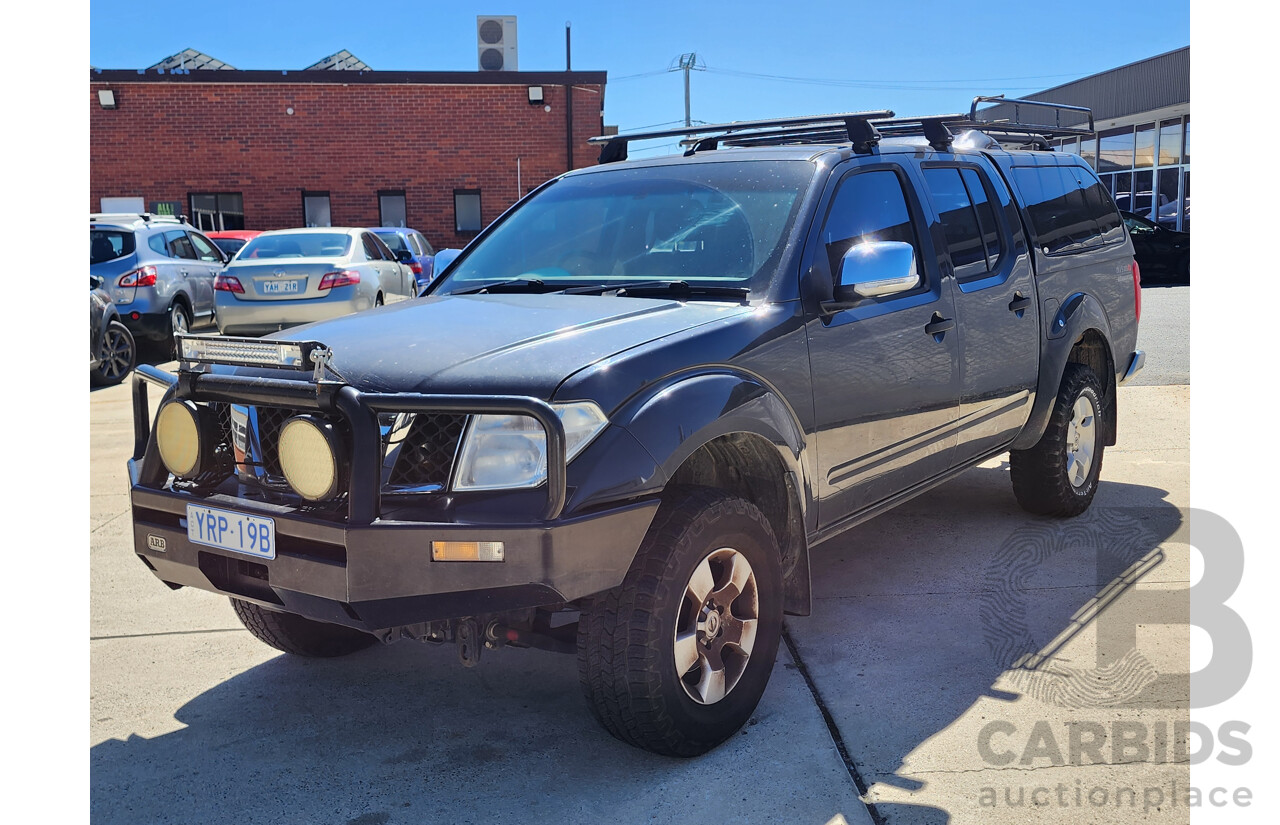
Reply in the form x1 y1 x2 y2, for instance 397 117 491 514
90 0 1190 153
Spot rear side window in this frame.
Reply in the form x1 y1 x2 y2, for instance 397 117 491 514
1078 169 1125 246
361 233 384 261
922 168 989 281
961 169 1003 267
822 169 922 281
165 230 198 260
416 233 434 256
1010 165 1099 255
90 230 135 264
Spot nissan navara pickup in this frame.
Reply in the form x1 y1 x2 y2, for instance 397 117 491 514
126 99 1145 757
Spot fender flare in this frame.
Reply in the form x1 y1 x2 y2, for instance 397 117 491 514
614 370 814 615
1012 292 1118 450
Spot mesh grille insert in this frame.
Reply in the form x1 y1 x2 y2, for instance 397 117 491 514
388 414 467 488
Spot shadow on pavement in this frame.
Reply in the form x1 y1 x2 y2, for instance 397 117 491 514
786 464 1184 821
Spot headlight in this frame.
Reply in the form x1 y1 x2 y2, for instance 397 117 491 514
155 400 220 478
453 401 608 491
278 416 347 501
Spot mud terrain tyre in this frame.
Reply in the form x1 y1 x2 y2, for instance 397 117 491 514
1010 363 1105 517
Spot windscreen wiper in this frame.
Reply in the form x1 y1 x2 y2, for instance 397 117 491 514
562 280 750 300
451 278 549 295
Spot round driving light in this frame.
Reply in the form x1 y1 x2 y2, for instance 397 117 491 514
278 416 346 501
155 400 217 478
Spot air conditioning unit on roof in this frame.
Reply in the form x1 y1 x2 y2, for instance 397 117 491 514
477 16 518 71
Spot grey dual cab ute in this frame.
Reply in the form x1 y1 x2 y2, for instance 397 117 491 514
89 213 228 351
126 98 1144 757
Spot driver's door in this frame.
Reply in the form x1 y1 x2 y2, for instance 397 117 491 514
804 163 961 527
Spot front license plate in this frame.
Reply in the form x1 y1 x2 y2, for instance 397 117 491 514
186 504 276 560
261 279 303 294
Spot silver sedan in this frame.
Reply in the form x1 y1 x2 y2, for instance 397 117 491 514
214 227 416 336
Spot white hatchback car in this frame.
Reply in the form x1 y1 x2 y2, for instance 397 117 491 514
214 227 416 336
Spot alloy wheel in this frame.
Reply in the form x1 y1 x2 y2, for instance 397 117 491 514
673 547 759 705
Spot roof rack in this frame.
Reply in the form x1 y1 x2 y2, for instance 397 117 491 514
588 96 1095 163
89 212 186 226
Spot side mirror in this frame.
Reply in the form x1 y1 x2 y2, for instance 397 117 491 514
395 249 414 264
822 241 920 312
433 248 462 277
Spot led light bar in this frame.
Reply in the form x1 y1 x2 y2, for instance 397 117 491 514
177 335 322 369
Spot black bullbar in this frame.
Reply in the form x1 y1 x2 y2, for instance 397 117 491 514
126 365 661 630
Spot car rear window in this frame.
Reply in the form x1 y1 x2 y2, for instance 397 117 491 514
238 233 353 259
377 233 410 252
90 229 135 264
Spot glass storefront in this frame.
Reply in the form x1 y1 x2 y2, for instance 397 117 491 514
1057 114 1190 231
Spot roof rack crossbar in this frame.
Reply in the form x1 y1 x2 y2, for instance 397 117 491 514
590 110 895 163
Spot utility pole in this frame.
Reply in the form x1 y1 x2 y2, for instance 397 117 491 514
670 53 705 127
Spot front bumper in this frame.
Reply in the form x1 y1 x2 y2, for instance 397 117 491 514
127 364 659 631
130 471 658 630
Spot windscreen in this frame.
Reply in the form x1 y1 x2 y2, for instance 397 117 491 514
90 229 135 264
434 160 815 294
211 238 248 256
239 233 353 259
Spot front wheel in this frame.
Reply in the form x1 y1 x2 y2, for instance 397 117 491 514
1010 363 1105 516
231 599 378 658
577 488 783 756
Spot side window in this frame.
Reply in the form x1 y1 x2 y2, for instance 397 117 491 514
922 168 988 281
370 233 396 261
188 232 223 263
418 234 434 256
165 230 197 260
1078 168 1126 245
821 169 922 285
960 168 1004 268
1010 165 1100 255
148 233 170 257
360 233 381 261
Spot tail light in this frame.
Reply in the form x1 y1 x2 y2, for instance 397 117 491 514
214 274 245 294
1131 260 1142 324
319 270 361 289
409 261 423 275
118 265 157 288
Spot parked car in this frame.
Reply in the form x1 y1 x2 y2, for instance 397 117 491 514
214 227 417 336
1120 210 1189 283
90 213 227 352
89 275 136 386
125 102 1143 757
371 227 436 289
206 230 262 259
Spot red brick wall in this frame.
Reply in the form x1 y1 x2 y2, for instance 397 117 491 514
90 79 605 249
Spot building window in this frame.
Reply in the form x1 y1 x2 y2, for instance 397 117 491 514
454 189 482 233
379 191 407 227
303 192 331 227
1157 119 1183 166
189 193 245 231
1097 127 1135 173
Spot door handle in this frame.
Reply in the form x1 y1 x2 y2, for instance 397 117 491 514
924 312 955 341
1008 292 1032 315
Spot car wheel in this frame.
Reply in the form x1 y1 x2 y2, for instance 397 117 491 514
1010 363 1105 517
168 302 191 357
577 487 783 756
91 321 136 387
231 598 378 658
